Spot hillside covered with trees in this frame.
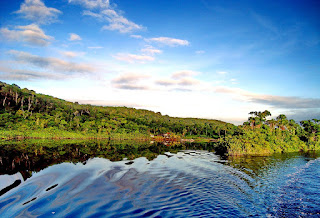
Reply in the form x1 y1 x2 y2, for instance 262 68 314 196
217 110 320 155
0 81 235 140
1 81 319 155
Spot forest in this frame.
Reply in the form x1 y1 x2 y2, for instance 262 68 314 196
0 81 235 140
1 81 319 155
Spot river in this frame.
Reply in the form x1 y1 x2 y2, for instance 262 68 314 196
0 140 319 217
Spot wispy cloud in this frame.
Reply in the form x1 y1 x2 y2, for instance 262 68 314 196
68 0 109 9
251 12 278 34
88 46 103 49
214 86 320 109
112 73 150 90
60 51 85 58
130 34 143 39
247 95 320 109
146 37 190 47
70 1 143 33
100 9 143 33
217 71 228 75
172 70 199 79
195 50 205 54
113 53 155 63
141 46 162 55
0 65 63 81
15 0 62 24
69 33 82 41
156 70 201 88
0 24 53 46
8 50 95 73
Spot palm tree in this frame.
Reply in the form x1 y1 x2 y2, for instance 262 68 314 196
276 114 288 130
267 119 277 130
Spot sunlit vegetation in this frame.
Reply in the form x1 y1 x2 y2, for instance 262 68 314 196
0 81 235 140
216 110 320 155
1 81 319 155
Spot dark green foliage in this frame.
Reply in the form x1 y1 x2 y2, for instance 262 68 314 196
0 81 233 139
216 110 320 155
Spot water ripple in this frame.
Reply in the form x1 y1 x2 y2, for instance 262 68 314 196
0 151 319 217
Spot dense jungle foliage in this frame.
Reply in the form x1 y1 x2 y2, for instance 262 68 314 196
0 81 235 140
217 110 320 155
1 81 319 155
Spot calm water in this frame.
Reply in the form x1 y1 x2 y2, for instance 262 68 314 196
0 140 320 217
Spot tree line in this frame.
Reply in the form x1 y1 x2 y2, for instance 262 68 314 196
1 81 319 155
217 110 320 155
0 81 235 139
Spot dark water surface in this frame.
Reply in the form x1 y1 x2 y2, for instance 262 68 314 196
0 140 320 217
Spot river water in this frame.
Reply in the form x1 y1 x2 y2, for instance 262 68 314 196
0 141 319 217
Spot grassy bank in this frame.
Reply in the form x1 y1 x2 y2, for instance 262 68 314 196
0 128 150 141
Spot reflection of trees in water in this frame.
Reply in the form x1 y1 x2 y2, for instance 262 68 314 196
0 140 217 180
226 151 320 178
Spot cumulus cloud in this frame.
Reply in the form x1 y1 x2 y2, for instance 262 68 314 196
8 50 95 73
113 53 155 63
111 73 150 90
146 37 190 47
15 0 62 24
71 1 143 33
0 24 53 46
69 33 82 41
156 70 201 88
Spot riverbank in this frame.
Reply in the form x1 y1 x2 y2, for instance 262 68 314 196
0 129 150 141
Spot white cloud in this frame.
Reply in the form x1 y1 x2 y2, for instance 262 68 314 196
141 46 162 55
112 73 150 90
146 37 190 47
217 71 228 75
0 65 63 81
88 46 103 49
0 24 53 46
69 33 82 41
213 86 320 109
172 70 199 79
69 0 109 9
156 70 201 88
72 1 143 33
61 51 85 58
100 9 144 33
113 53 155 63
196 50 205 54
15 0 62 24
230 78 238 84
8 50 95 73
130 34 143 39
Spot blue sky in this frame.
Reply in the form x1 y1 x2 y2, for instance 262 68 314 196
0 0 319 124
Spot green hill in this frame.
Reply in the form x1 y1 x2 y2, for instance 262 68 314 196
0 81 236 140
1 81 319 155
